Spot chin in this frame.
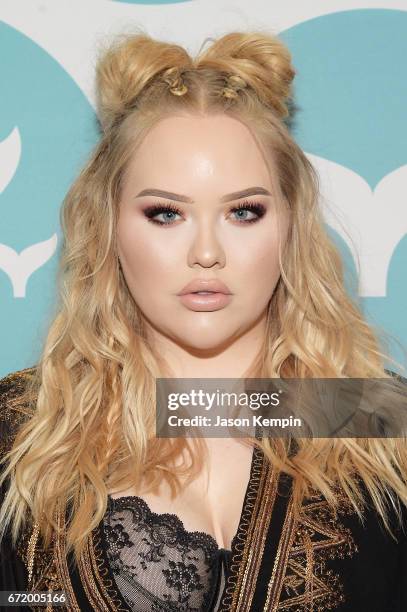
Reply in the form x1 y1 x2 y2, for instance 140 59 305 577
172 329 238 354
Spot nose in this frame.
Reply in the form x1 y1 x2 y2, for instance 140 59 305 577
187 219 226 269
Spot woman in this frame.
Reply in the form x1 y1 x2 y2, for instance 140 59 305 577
1 29 406 612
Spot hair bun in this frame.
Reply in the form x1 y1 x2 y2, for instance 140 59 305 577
95 29 296 131
95 30 190 131
197 31 296 118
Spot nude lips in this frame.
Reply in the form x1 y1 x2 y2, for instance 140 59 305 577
177 278 232 311
178 292 232 311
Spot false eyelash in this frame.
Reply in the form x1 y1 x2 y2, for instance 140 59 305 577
144 202 182 222
232 201 267 223
143 199 267 226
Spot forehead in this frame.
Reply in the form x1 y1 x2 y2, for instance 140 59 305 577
124 114 274 191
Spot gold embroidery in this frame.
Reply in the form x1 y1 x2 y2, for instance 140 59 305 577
219 446 279 612
78 520 129 611
78 532 111 611
264 495 298 611
273 491 358 611
236 460 278 610
1 368 81 611
27 522 40 586
15 500 78 610
0 366 36 459
54 503 81 611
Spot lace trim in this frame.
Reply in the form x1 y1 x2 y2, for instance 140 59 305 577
106 494 234 556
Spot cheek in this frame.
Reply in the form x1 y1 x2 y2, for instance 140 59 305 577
117 221 177 285
231 231 282 285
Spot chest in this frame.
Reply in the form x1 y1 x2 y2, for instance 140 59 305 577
108 440 254 550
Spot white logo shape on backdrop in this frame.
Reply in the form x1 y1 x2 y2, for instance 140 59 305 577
0 129 58 297
0 235 58 298
0 130 404 299
310 153 407 297
0 127 21 194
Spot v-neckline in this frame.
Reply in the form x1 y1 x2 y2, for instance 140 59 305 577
105 443 257 553
88 443 267 612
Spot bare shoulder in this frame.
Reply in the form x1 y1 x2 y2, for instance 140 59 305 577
0 365 37 458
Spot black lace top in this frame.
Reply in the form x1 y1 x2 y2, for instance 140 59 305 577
102 494 233 612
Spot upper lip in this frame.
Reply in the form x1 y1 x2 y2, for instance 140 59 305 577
177 279 232 295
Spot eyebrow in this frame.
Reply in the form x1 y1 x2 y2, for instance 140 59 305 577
134 186 272 203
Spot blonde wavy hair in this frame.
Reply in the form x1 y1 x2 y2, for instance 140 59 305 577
1 28 406 566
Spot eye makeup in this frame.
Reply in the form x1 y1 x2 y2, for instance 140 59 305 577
142 200 267 227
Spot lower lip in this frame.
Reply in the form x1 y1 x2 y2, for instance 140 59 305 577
178 292 232 311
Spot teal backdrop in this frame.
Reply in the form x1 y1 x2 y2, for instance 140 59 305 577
0 7 405 377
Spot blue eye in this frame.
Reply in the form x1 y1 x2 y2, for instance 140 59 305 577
144 204 181 225
143 200 266 226
230 202 266 223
